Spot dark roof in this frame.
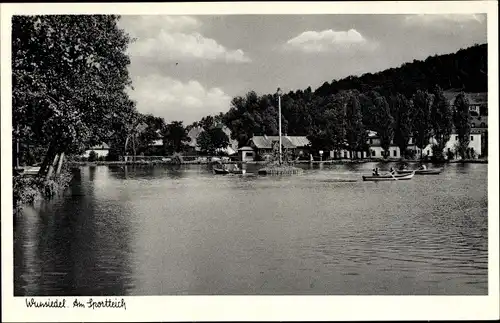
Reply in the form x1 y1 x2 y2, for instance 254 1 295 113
250 135 310 149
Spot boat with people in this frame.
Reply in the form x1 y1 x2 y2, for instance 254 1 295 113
362 171 415 181
396 165 442 175
212 161 246 175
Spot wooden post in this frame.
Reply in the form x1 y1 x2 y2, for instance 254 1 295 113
38 142 56 177
55 152 65 176
45 153 60 180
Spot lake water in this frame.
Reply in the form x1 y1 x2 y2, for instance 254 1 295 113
14 162 488 295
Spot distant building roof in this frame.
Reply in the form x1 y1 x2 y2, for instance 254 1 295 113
238 146 254 151
250 135 310 149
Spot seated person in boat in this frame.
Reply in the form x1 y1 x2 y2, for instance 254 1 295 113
389 167 395 175
419 164 427 170
372 168 380 176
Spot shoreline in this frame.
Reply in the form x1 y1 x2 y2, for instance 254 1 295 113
66 158 488 167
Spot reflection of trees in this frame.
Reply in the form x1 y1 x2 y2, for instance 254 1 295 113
14 167 134 296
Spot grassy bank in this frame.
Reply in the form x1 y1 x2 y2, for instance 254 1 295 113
13 166 73 215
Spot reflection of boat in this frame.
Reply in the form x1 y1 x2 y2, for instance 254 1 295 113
396 168 442 175
362 171 414 181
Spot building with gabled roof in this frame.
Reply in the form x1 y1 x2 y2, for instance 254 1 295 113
246 135 311 160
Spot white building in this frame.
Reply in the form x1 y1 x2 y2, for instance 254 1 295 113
422 129 482 158
366 130 482 159
367 131 421 159
82 142 110 158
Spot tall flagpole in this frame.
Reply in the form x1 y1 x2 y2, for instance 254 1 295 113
278 88 282 165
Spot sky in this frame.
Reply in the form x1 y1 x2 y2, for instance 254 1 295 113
117 14 487 124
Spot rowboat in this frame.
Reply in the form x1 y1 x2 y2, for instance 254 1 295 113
213 167 230 175
213 166 246 175
362 171 415 181
396 168 442 175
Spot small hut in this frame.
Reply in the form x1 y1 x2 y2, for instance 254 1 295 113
238 146 255 162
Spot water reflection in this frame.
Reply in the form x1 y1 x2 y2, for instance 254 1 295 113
14 163 488 295
15 167 135 296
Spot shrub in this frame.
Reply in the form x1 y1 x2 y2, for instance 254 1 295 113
172 152 184 164
88 150 98 162
470 147 476 159
404 149 416 159
431 145 445 162
446 149 455 160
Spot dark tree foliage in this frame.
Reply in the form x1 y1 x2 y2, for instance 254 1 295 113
137 114 166 155
197 127 230 155
163 121 190 154
411 90 434 158
12 15 135 171
345 92 366 157
453 92 471 159
391 93 413 157
309 44 487 98
431 86 453 159
370 93 394 157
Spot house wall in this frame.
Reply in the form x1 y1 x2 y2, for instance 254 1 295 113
369 145 421 159
239 150 255 162
422 133 482 158
82 149 109 158
329 150 368 159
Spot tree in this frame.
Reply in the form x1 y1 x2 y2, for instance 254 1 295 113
371 94 394 158
453 92 471 159
197 127 230 155
431 85 453 160
345 92 365 158
163 121 190 153
391 93 413 158
307 94 345 154
411 90 433 159
12 15 134 175
136 114 166 155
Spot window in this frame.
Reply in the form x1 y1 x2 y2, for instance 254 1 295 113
245 152 253 157
393 150 397 157
344 152 348 158
369 138 373 144
480 122 486 128
372 150 376 157
471 123 475 128
471 136 474 141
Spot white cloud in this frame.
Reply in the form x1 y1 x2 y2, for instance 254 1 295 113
128 74 232 123
284 29 377 53
129 31 251 63
404 14 486 26
120 15 251 63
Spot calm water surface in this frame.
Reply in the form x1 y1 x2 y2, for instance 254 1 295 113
14 162 488 295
